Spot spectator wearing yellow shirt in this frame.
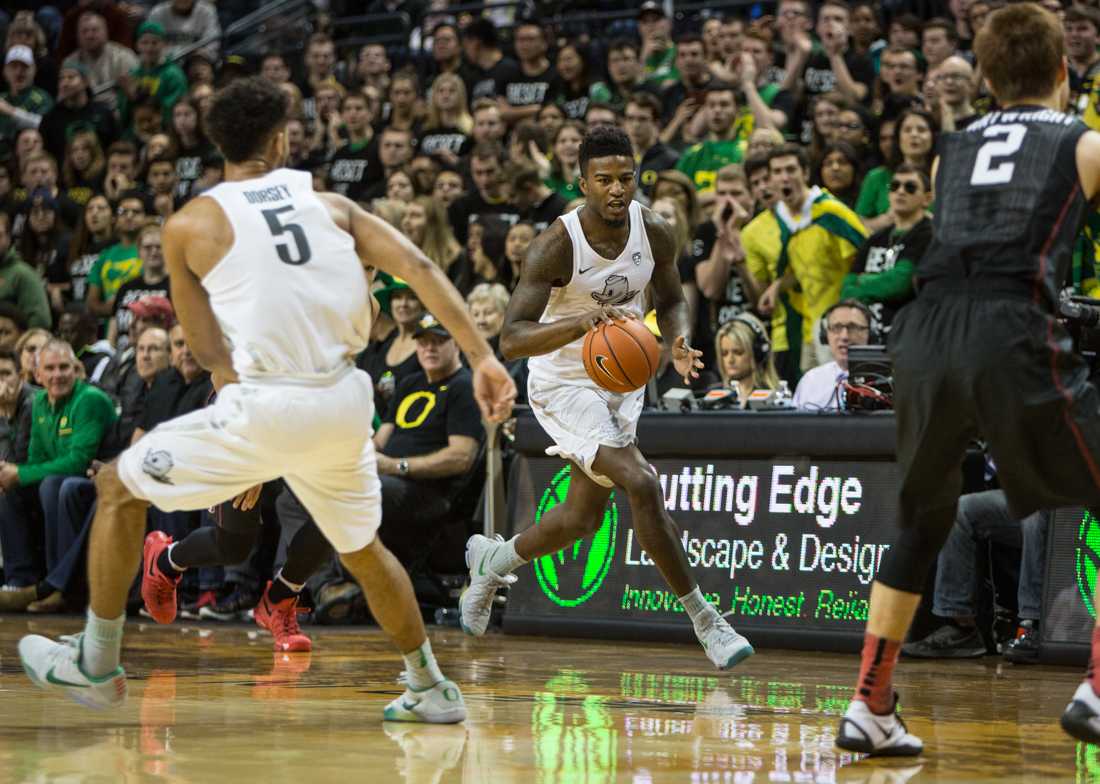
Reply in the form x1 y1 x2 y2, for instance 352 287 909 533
86 191 145 324
749 144 867 380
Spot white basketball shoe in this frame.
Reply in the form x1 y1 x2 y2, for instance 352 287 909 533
459 535 517 636
19 633 127 710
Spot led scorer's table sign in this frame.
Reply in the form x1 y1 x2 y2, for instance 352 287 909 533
504 455 900 651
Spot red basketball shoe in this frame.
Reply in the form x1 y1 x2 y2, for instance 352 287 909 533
141 531 181 625
254 582 312 653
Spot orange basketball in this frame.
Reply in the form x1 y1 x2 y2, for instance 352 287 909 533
582 318 661 394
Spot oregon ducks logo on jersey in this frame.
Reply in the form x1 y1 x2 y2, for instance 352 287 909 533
591 274 637 306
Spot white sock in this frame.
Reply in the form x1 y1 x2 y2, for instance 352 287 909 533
275 570 304 593
166 543 185 573
81 608 125 678
679 586 719 629
487 537 527 575
402 640 446 690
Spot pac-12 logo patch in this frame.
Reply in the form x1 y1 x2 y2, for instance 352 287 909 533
632 251 642 265
142 449 175 485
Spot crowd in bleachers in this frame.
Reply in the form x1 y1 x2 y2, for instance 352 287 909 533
0 0 1092 646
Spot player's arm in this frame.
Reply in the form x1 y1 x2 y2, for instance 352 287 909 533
321 192 515 422
1077 131 1100 204
646 208 704 381
498 222 628 360
162 204 237 389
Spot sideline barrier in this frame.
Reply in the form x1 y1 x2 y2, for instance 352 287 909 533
503 409 898 652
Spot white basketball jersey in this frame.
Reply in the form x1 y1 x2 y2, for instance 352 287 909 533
201 169 371 381
528 201 654 384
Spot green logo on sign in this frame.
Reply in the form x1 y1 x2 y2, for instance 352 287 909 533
1077 510 1100 619
533 466 618 607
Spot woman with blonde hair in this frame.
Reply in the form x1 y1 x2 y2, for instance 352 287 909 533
400 196 471 292
61 131 106 206
420 73 473 165
15 328 51 385
652 169 702 228
714 313 779 406
466 282 510 342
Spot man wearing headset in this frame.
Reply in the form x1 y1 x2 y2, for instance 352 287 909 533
792 298 871 410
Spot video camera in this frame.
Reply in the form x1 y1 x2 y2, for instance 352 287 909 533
1059 295 1100 368
845 345 893 411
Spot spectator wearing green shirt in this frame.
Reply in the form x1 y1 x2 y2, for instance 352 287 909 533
589 39 649 114
0 46 54 158
0 211 51 329
118 22 188 128
637 2 678 89
87 192 146 324
676 83 755 193
0 339 117 608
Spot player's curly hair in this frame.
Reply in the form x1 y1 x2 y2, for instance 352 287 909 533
579 125 634 176
203 77 290 164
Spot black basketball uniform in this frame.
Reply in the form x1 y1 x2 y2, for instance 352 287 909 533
881 106 1100 592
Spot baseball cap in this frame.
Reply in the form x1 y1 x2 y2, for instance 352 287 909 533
638 1 666 19
413 313 451 339
60 59 90 81
135 21 166 40
127 295 175 327
5 45 34 67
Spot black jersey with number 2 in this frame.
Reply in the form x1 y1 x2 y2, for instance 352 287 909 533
920 107 1091 307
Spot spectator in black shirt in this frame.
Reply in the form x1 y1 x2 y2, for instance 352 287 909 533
503 221 534 290
358 277 424 408
60 130 106 207
39 61 118 164
818 140 863 209
447 141 519 244
66 194 112 304
361 125 413 203
547 41 593 120
373 313 483 566
841 163 932 337
418 73 471 167
327 92 380 202
624 92 680 199
502 20 554 125
401 195 470 292
505 161 566 234
0 348 34 465
133 322 211 443
425 22 462 83
460 17 517 103
110 224 170 347
590 39 649 114
18 188 70 314
56 304 110 382
660 33 713 130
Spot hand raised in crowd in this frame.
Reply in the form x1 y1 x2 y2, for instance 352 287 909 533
528 141 551 180
714 197 749 263
758 279 782 315
671 336 704 383
468 228 495 280
737 51 758 90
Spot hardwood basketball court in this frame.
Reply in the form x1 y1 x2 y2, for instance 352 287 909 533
0 618 1086 782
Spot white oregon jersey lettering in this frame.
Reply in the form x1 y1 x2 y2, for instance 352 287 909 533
528 201 654 384
201 168 371 381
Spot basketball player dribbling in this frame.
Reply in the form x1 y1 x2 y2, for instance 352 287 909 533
834 4 1100 756
18 77 517 722
458 125 755 669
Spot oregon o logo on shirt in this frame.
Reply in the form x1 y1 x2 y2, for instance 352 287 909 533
533 465 618 607
395 391 436 429
1076 510 1100 619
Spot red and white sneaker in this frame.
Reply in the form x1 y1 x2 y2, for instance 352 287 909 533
141 532 181 625
254 582 312 653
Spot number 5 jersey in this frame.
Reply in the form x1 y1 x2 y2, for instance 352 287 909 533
201 168 371 381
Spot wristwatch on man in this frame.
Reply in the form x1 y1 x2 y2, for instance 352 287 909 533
397 458 410 476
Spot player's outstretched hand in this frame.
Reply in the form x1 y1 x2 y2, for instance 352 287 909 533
672 336 704 383
473 356 518 424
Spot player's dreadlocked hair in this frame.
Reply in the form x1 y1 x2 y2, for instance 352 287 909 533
579 125 634 175
203 76 290 164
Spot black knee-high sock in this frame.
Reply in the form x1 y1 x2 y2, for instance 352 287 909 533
268 514 333 603
161 502 262 572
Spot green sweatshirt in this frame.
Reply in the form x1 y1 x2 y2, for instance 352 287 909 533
17 380 118 486
0 248 51 329
118 59 188 125
841 258 914 302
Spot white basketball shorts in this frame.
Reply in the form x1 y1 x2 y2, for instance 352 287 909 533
117 367 382 553
527 374 644 488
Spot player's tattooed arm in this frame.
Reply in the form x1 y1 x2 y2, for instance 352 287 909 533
645 207 704 381
500 221 627 360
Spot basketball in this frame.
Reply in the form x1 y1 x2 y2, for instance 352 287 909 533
582 318 660 394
